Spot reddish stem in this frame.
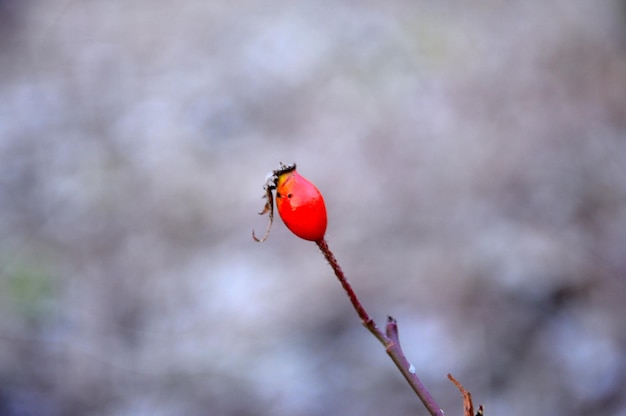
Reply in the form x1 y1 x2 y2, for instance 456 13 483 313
315 238 444 416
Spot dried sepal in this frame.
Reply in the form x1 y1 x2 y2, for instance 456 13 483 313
252 162 297 242
252 185 275 242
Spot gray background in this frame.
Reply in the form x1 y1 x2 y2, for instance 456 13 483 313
1 1 626 415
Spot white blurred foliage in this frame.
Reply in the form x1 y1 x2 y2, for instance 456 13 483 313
1 1 625 415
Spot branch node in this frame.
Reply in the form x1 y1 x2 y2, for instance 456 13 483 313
385 341 397 353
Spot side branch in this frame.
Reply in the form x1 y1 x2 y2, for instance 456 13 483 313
386 317 444 416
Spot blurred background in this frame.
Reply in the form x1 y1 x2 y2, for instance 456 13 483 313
1 0 626 415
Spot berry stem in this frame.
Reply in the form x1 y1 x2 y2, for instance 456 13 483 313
315 238 444 416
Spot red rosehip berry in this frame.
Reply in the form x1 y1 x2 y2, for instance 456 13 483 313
275 166 327 241
253 163 327 242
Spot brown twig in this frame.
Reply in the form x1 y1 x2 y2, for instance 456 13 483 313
448 373 483 415
316 238 445 416
448 373 474 416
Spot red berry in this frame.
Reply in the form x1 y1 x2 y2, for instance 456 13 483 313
275 166 327 242
252 163 327 243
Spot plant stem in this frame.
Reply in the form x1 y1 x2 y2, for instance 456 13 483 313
315 238 444 416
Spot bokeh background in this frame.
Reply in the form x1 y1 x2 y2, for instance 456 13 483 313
1 1 626 415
